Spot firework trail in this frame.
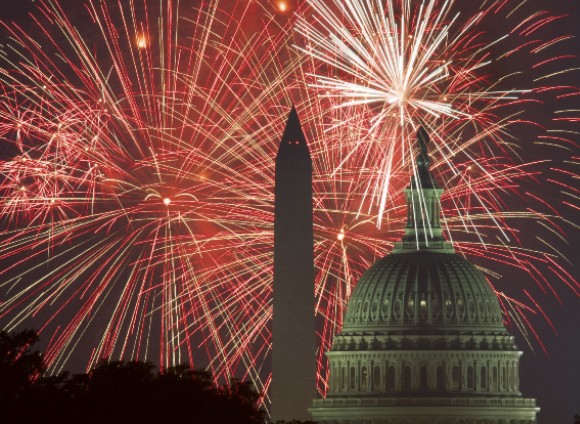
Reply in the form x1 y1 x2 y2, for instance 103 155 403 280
0 0 578 405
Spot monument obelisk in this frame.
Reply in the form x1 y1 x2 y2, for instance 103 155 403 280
272 106 316 422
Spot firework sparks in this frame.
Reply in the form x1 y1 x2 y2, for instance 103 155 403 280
294 0 571 228
0 0 578 408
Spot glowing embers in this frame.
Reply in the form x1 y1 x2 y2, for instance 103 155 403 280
137 34 148 49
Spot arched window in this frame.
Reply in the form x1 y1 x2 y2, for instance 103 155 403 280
467 365 474 389
361 366 369 390
350 366 356 390
480 366 487 389
492 366 498 390
420 365 428 389
403 365 412 390
502 365 508 390
406 297 415 319
387 365 396 390
451 365 460 390
341 366 347 390
436 365 444 390
419 298 428 321
373 366 381 390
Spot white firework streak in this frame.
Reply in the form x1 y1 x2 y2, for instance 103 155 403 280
294 0 527 226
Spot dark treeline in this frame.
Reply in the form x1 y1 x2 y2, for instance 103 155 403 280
0 329 317 423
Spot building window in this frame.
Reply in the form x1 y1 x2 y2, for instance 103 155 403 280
393 298 403 320
406 297 415 319
467 365 474 389
387 365 396 390
373 366 381 390
361 366 369 390
436 365 444 390
492 366 498 390
341 366 347 390
350 366 356 390
403 365 412 390
420 365 428 389
502 365 508 390
419 297 428 321
451 365 460 390
480 366 487 389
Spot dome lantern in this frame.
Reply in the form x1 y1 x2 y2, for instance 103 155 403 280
397 126 453 253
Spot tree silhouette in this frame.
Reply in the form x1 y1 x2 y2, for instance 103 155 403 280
0 329 44 405
0 331 267 423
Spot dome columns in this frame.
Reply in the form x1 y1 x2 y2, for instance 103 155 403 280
327 350 523 396
403 186 445 243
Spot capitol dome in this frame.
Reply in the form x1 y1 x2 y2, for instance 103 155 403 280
342 251 506 334
310 128 539 424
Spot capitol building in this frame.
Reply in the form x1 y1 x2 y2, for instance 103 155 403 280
309 128 539 424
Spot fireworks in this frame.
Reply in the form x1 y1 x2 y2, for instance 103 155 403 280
0 0 292 394
295 0 576 229
0 0 578 407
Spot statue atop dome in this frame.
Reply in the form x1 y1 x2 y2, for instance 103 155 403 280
413 126 438 189
417 126 430 165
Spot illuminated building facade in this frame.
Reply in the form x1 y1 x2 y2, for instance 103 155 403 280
310 128 539 424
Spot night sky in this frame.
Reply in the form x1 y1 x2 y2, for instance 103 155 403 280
0 1 578 423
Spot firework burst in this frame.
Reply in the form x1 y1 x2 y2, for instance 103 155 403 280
295 0 579 369
0 0 578 407
294 0 578 227
0 0 291 390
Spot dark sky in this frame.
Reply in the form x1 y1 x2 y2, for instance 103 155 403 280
0 1 578 423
